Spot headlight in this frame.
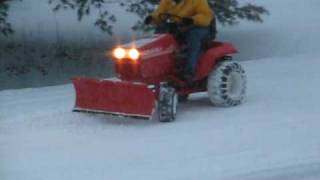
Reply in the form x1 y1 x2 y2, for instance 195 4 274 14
113 47 126 59
128 48 140 60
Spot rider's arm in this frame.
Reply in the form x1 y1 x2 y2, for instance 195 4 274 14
192 0 214 26
151 0 169 24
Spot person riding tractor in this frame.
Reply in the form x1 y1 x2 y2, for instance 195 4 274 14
72 0 246 122
144 0 214 80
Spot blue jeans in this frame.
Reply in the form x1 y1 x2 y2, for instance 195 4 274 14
185 26 210 74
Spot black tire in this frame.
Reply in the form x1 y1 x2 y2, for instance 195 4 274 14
207 61 246 106
158 85 178 122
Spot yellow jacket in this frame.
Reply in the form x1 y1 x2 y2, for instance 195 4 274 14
151 0 214 27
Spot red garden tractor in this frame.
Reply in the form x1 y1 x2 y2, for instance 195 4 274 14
72 14 246 122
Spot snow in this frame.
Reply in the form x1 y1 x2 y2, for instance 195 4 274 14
219 0 320 61
1 0 320 179
1 55 320 180
7 1 137 43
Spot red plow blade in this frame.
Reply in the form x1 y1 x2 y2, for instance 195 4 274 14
72 77 156 119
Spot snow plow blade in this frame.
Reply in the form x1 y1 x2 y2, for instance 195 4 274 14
72 77 156 119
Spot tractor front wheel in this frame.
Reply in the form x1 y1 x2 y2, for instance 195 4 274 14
158 85 178 122
207 61 246 106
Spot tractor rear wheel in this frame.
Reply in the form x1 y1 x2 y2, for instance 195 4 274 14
158 85 178 122
207 61 246 106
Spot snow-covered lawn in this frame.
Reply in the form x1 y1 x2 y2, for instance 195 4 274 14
1 54 320 180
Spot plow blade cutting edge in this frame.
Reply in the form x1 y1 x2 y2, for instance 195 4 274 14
72 77 156 119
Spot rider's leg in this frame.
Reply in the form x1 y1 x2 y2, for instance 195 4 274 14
185 26 210 78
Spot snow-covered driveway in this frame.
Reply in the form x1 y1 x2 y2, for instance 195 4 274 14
1 55 320 180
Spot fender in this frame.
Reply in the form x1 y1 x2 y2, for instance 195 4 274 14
194 42 238 80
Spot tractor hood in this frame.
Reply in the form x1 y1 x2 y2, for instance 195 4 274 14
121 34 178 60
113 34 178 83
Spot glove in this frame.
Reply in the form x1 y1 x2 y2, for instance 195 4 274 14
181 17 194 26
144 15 153 25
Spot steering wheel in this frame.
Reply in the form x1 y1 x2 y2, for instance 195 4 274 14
159 13 183 25
157 13 191 41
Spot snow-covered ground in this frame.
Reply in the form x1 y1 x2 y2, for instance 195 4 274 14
1 54 320 180
1 0 320 179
